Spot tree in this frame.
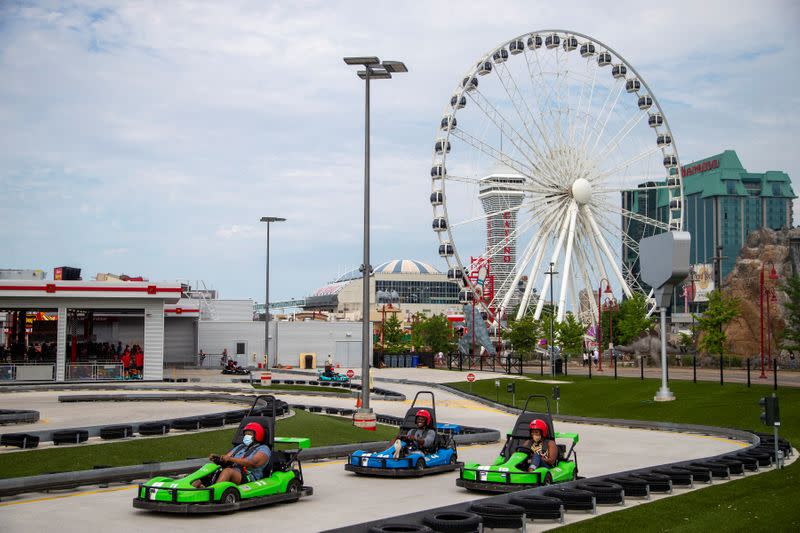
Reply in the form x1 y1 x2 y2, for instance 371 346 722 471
507 315 541 361
677 332 694 353
615 293 655 345
778 274 800 354
694 290 740 357
412 314 456 354
382 313 405 353
556 313 586 357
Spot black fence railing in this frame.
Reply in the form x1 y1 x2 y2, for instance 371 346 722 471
447 352 523 375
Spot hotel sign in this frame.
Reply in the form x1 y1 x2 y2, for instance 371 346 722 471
682 159 719 177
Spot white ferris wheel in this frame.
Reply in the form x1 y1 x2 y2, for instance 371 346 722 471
430 30 684 327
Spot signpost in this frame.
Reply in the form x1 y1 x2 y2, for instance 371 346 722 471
467 372 475 393
495 379 500 402
346 369 355 379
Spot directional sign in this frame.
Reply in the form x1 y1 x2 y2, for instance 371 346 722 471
466 373 476 383
346 369 355 379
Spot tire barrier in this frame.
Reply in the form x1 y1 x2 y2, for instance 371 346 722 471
171 417 202 431
673 464 713 483
603 476 650 498
574 481 625 505
715 457 745 475
738 449 773 467
468 502 525 530
99 425 134 440
0 433 40 449
507 494 564 522
137 422 170 436
368 524 433 533
631 472 672 493
284 380 295 385
725 454 758 472
199 415 225 428
0 409 40 425
690 461 730 479
651 466 694 487
52 430 89 445
543 487 596 512
422 511 482 533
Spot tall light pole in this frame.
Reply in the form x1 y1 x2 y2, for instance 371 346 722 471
260 216 285 367
760 261 779 379
597 278 612 371
344 56 407 416
545 263 558 376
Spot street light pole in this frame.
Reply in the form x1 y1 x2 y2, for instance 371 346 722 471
260 216 286 368
597 278 611 371
344 56 407 416
545 262 558 376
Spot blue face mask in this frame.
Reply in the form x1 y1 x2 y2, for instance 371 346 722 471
242 435 254 446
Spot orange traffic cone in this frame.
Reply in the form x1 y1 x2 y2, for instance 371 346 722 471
356 397 362 408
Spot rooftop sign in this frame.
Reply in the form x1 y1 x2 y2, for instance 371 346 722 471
682 159 719 177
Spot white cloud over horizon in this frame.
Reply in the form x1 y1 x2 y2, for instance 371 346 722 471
1 0 798 301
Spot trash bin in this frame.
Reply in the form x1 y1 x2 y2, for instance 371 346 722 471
403 355 411 368
388 355 397 368
554 358 563 375
411 355 420 368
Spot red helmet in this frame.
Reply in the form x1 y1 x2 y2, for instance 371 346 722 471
243 422 265 443
529 419 548 438
415 409 432 427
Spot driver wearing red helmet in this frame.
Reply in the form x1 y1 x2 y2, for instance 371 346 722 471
391 409 436 459
192 422 271 487
522 419 558 470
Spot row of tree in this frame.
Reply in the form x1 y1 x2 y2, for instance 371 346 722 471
375 274 800 360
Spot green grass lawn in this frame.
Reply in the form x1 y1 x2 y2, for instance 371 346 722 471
252 383 353 395
0 409 396 479
448 375 799 532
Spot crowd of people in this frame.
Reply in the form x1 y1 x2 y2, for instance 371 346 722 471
0 340 144 379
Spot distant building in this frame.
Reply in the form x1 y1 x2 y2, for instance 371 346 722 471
622 149 795 310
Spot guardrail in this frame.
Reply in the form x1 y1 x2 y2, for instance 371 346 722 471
0 409 40 425
0 364 55 382
65 363 125 381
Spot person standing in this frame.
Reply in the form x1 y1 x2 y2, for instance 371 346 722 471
121 350 132 379
134 347 144 379
221 348 228 367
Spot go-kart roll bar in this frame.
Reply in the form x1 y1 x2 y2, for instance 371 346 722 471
410 390 436 413
247 395 277 419
521 394 552 417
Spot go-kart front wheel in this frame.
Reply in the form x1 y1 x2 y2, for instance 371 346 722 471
542 472 553 485
287 479 302 496
414 458 426 471
221 488 240 504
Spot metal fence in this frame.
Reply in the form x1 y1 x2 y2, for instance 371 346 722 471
0 363 55 381
447 352 523 375
65 363 125 381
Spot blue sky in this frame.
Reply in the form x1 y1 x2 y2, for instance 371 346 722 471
1 0 798 302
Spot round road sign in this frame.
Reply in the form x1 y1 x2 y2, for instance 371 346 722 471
346 369 355 379
466 373 476 383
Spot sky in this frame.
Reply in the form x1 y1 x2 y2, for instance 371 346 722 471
1 0 798 303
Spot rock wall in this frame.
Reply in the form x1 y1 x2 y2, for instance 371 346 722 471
721 227 797 357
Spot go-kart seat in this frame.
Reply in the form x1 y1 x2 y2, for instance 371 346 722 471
501 411 556 459
400 406 439 453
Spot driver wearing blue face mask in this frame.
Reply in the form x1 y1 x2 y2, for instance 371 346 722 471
192 422 271 488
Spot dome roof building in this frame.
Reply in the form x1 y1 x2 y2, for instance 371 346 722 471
304 258 459 322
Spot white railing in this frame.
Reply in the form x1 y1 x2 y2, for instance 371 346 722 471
0 364 56 381
65 363 125 381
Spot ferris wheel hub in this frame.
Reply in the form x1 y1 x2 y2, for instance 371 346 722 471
571 178 593 205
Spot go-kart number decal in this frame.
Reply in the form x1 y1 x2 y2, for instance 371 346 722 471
429 455 439 459
362 457 370 466
148 488 158 500
479 471 488 481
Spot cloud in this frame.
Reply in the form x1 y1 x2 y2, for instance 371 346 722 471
0 0 798 301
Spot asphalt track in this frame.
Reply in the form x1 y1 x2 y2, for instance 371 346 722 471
0 375 749 532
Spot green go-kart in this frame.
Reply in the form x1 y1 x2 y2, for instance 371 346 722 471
456 394 579 493
133 395 313 513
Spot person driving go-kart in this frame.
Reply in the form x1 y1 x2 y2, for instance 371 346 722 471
192 422 271 488
520 419 558 471
391 409 436 459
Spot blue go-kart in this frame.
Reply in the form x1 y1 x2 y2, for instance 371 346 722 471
318 366 350 383
345 391 462 477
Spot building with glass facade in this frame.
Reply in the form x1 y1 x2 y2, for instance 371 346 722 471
622 150 795 308
303 259 461 321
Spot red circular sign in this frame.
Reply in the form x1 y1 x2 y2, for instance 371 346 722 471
346 369 355 378
466 373 476 383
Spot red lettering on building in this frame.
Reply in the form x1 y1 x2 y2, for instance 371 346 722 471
681 158 719 177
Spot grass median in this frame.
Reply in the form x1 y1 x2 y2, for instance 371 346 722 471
448 375 799 532
0 409 396 479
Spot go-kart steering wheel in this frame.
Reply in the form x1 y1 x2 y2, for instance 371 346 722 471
515 446 535 456
210 455 235 468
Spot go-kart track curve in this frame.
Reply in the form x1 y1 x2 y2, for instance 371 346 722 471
0 370 748 532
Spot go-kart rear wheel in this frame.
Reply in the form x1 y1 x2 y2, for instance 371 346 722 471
415 458 426 471
286 478 302 496
221 488 240 504
543 472 553 485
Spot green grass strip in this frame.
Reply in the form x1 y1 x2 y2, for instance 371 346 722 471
0 409 396 479
448 375 799 532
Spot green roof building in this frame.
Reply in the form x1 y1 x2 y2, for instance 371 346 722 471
622 150 795 307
